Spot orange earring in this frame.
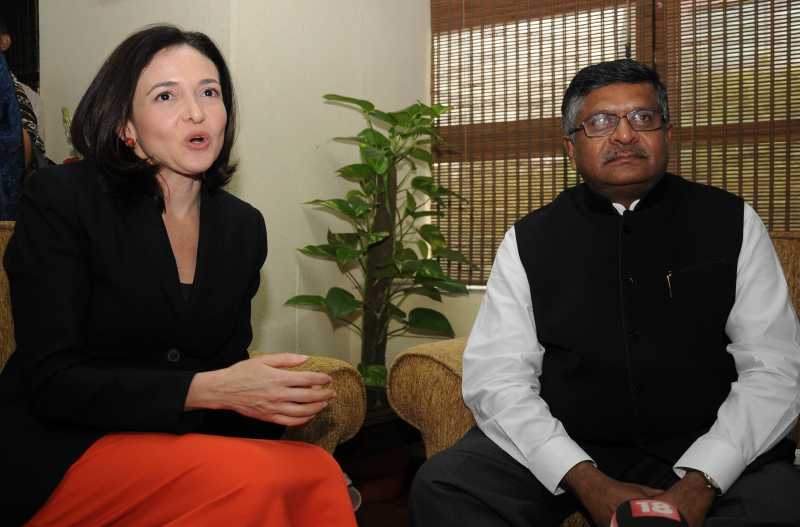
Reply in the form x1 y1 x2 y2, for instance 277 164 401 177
124 137 136 148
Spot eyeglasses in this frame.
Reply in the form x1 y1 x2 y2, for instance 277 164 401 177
569 109 665 138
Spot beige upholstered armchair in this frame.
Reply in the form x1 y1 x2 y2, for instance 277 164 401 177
388 232 800 527
0 221 365 453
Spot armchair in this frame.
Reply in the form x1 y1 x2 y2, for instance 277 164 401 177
388 231 800 527
0 221 365 453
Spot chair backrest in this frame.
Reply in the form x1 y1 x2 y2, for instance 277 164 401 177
770 232 800 314
0 221 15 369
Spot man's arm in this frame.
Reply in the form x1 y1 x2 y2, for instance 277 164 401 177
463 228 592 494
674 203 800 491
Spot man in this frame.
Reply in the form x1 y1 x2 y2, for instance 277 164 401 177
410 59 800 526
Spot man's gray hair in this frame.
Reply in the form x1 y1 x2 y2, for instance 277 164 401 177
561 59 670 139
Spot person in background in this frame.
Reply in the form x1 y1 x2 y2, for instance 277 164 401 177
0 16 47 169
0 48 23 219
0 25 356 527
410 59 800 527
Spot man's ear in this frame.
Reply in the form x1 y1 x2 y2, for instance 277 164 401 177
0 34 11 52
563 136 577 170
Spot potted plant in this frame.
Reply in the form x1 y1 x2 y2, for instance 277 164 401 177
286 95 469 404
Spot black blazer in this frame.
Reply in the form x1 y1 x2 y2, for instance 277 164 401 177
0 160 282 525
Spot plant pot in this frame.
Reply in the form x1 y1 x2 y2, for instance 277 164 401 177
366 385 389 412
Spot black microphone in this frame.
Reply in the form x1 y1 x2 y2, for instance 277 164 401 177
610 499 689 527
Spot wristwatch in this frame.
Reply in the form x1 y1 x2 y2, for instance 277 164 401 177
689 469 722 496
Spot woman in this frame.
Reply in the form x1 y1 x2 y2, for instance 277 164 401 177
0 25 356 526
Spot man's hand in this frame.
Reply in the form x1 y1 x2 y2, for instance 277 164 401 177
186 353 336 426
562 461 662 526
653 471 715 527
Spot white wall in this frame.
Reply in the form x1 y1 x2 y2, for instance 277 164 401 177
40 0 231 163
39 0 482 365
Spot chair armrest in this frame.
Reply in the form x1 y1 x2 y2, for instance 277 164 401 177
387 338 475 457
249 353 366 453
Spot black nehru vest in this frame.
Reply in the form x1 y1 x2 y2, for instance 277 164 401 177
514 173 743 476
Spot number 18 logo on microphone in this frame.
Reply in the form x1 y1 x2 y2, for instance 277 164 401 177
630 499 681 521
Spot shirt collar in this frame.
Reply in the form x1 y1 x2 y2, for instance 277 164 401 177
611 199 640 215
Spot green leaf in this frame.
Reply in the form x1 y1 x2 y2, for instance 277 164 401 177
325 287 361 319
387 303 407 321
417 259 446 279
408 148 433 165
332 136 363 144
400 259 423 275
324 94 375 112
285 295 327 308
424 277 468 295
361 146 389 175
433 247 468 264
368 231 390 245
419 224 446 249
412 210 445 219
369 110 398 125
335 246 362 264
346 189 367 200
401 102 426 118
357 363 387 388
299 244 337 258
403 124 437 137
411 176 437 195
406 286 442 302
390 110 412 127
327 231 360 250
407 308 455 337
375 264 400 280
396 247 418 262
404 191 417 215
417 240 430 258
338 164 376 182
357 128 390 148
307 199 358 219
431 103 449 116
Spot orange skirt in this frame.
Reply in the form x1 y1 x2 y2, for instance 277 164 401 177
25 433 357 527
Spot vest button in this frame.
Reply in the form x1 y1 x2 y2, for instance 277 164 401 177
166 348 182 363
632 383 643 395
626 276 635 285
627 329 640 340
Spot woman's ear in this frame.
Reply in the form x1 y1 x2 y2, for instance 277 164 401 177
120 121 137 144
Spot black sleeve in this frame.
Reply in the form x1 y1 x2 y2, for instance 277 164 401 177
5 169 202 432
197 208 282 439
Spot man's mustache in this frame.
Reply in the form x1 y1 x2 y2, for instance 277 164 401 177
603 148 648 164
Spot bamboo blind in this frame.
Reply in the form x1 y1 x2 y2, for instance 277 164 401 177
432 0 800 285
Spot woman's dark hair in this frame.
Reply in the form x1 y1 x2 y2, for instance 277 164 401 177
561 59 669 138
70 25 237 197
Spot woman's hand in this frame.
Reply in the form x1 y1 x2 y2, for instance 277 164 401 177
186 353 336 426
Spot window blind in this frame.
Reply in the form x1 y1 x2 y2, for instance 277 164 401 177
432 0 799 285
662 0 799 231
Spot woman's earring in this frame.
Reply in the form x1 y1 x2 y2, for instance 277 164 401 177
124 137 136 148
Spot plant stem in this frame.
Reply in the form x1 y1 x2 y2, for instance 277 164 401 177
360 165 398 367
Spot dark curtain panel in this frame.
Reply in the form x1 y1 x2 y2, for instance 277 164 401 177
1 0 39 89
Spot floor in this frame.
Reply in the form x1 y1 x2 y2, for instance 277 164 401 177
334 405 424 527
